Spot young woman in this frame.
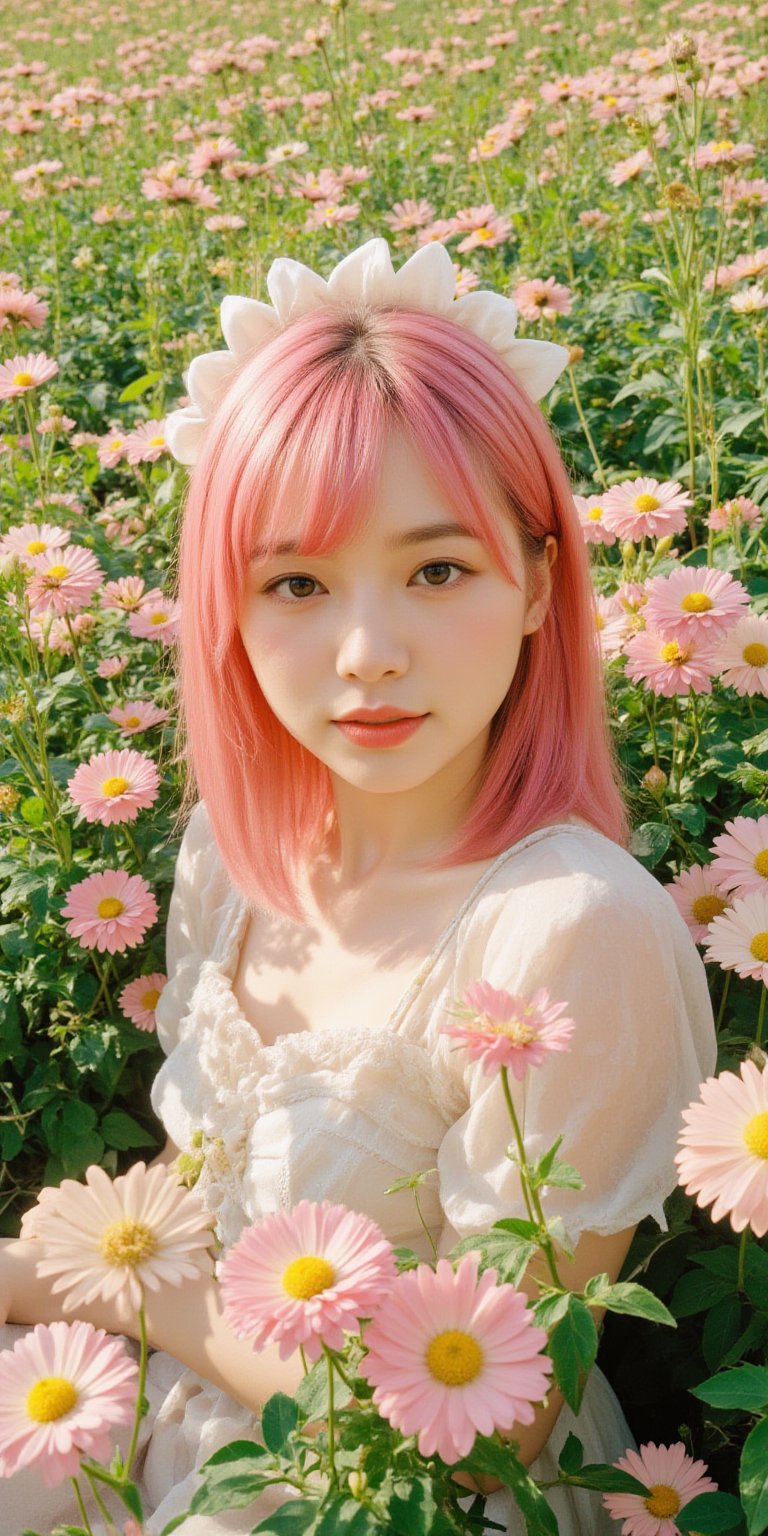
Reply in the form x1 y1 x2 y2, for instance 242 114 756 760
1 240 717 1535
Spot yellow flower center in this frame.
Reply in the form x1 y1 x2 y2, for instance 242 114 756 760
12 371 34 387
124 715 141 727
691 893 728 924
45 564 70 581
109 437 124 450
744 642 768 667
681 591 713 613
100 775 130 797
744 1112 768 1159
426 1329 484 1386
494 1017 538 1044
596 611 605 629
558 78 571 89
150 612 168 625
26 539 47 553
750 931 768 963
97 896 124 919
141 987 160 1010
282 1255 336 1298
644 1484 681 1519
633 493 660 513
99 1217 157 1268
660 640 689 663
148 435 165 447
26 1376 78 1423
588 506 604 519
712 138 734 153
475 226 493 240
604 94 618 105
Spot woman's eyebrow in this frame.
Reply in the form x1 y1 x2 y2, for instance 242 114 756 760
251 521 479 560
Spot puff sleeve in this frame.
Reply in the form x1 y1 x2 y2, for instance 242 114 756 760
153 800 231 1056
436 857 718 1258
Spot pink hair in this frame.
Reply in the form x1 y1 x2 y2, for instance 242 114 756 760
172 302 630 922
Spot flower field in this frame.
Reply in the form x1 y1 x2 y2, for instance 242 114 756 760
0 0 767 1527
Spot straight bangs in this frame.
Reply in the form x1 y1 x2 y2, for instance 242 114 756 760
171 303 630 923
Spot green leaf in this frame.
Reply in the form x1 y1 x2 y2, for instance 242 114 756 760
591 1280 676 1327
386 1476 439 1535
670 1269 732 1318
536 1159 584 1191
189 1462 275 1516
548 1296 598 1413
19 796 46 827
702 1295 743 1374
676 1490 748 1534
610 370 673 405
453 1440 559 1536
448 1228 538 1287
666 802 707 836
565 1465 650 1494
118 369 162 403
690 1364 768 1412
101 1109 156 1150
261 1393 300 1454
558 1433 584 1474
314 1495 383 1533
740 1417 768 1536
252 1500 321 1533
628 821 672 868
201 1440 272 1470
717 404 766 442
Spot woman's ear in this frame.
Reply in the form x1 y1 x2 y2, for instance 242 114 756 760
523 534 558 635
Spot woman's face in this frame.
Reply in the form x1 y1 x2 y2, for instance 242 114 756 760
238 428 556 866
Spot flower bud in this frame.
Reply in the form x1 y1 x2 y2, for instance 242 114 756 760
0 785 21 815
620 541 637 565
642 765 668 796
666 30 697 63
746 1044 768 1071
567 344 584 365
660 180 700 211
653 535 676 559
348 1470 368 1499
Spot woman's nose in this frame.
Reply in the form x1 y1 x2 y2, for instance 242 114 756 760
334 594 410 679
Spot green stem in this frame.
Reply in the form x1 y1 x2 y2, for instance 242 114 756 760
715 968 731 1032
413 1184 438 1262
82 1465 115 1530
737 1227 749 1294
322 1343 337 1488
63 614 105 710
121 820 144 869
123 1303 148 1481
757 986 767 1050
499 1066 562 1287
567 365 608 489
70 1475 95 1536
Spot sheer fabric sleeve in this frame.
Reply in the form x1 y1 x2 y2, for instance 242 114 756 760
153 800 231 1056
436 867 718 1258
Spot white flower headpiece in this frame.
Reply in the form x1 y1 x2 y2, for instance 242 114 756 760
164 237 571 467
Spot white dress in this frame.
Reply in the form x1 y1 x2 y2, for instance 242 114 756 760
3 805 718 1536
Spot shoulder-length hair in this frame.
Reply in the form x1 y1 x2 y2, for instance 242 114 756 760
170 301 630 922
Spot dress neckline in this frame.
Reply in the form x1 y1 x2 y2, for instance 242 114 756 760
208 818 591 1053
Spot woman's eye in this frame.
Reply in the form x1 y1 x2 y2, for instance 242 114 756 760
262 561 471 603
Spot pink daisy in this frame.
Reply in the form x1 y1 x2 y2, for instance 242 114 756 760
440 979 574 1079
219 1200 397 1363
709 816 768 897
601 477 693 541
513 275 572 321
0 350 58 398
623 628 721 696
642 567 750 642
98 654 130 679
0 1320 137 1487
124 419 168 465
98 429 128 468
712 615 768 697
67 747 160 826
602 1440 717 1535
675 1060 768 1236
100 576 161 613
358 1252 552 1465
21 1162 215 1313
702 890 768 984
119 971 167 1032
0 288 49 329
707 495 761 532
26 543 103 617
573 493 618 547
664 864 732 945
127 596 182 646
60 867 159 954
0 520 69 566
108 699 170 734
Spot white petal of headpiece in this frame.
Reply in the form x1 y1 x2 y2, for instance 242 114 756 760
498 337 572 402
392 239 457 312
220 296 281 360
186 351 240 415
164 407 208 467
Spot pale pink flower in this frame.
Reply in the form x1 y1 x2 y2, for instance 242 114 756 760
0 1320 137 1487
118 971 167 1032
608 147 652 185
101 576 163 613
108 699 169 734
124 419 168 464
602 1440 717 1534
709 816 768 898
60 867 159 954
0 350 58 398
456 215 513 252
642 567 750 641
35 491 84 515
384 197 435 231
730 285 768 315
702 889 768 985
594 596 630 662
98 653 130 679
693 137 755 170
664 864 732 945
724 175 768 210
0 520 69 566
219 1200 397 1362
675 1060 768 1237
440 979 574 1079
0 287 49 329
21 1162 215 1313
187 134 239 176
127 596 182 646
623 629 722 696
98 428 128 467
26 543 103 617
707 495 761 532
712 614 768 696
358 1252 553 1464
513 275 572 321
37 413 75 434
573 493 618 547
204 213 247 233
602 477 693 541
67 747 160 826
304 199 361 231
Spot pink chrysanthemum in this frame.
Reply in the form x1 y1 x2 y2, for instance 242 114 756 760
513 274 572 321
60 867 159 954
98 653 131 679
702 889 768 984
0 520 69 567
21 1162 215 1313
218 1200 397 1363
642 567 750 642
440 979 574 1079
573 493 618 547
675 1060 768 1236
98 429 128 468
623 628 722 696
707 496 761 532
595 595 631 662
358 1252 552 1464
0 1320 137 1487
26 543 103 617
601 477 693 541
124 419 168 465
127 596 182 646
67 747 161 826
101 576 162 613
0 288 49 329
663 864 732 945
118 972 167 1032
712 614 768 697
0 350 58 399
709 815 768 897
107 699 170 734
602 1440 717 1535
